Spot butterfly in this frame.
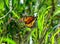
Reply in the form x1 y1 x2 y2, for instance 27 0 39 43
19 16 36 28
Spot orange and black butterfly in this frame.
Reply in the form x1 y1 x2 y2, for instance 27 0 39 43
19 16 36 28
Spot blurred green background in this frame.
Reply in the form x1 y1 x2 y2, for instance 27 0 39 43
0 0 60 44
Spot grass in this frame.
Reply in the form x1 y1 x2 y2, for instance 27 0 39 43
0 0 60 44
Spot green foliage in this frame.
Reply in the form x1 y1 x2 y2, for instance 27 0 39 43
0 0 60 44
0 37 16 44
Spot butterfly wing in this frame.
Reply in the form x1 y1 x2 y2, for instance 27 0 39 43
24 16 35 24
19 16 36 28
25 19 35 27
24 16 35 27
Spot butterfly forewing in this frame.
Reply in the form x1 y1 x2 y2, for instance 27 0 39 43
24 16 35 24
